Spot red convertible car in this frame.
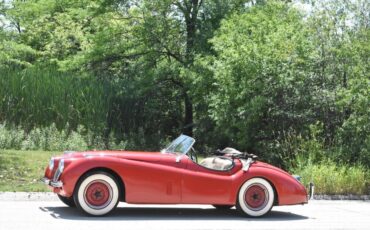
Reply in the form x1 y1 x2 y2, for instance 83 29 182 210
42 134 308 217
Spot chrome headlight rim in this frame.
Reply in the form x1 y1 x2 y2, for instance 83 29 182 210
49 158 54 171
53 158 65 182
59 159 65 172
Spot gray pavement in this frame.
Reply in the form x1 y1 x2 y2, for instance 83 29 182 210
0 195 369 230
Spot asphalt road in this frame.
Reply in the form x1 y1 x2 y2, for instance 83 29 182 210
0 199 369 230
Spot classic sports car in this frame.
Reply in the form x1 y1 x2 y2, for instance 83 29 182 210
42 134 308 217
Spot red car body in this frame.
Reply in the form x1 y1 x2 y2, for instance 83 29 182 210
44 151 307 203
42 135 307 216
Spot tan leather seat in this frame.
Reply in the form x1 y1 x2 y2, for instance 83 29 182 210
199 157 233 171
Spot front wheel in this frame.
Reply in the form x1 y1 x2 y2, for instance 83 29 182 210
236 178 274 217
74 171 120 216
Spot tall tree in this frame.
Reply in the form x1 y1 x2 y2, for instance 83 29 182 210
64 0 251 137
207 1 315 161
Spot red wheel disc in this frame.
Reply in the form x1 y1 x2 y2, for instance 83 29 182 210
84 180 112 208
244 184 268 210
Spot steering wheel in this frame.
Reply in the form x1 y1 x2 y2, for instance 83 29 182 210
189 147 198 163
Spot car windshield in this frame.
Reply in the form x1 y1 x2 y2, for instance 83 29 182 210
162 134 195 155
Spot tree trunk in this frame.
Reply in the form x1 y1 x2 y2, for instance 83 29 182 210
181 0 200 137
185 16 196 64
183 92 193 136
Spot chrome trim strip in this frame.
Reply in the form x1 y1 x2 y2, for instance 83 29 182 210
41 177 63 188
63 151 75 155
50 181 63 187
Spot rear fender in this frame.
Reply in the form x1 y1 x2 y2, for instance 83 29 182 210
231 165 308 205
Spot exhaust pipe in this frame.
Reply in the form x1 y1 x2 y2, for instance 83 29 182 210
309 182 315 200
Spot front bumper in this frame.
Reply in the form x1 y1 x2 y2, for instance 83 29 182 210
41 177 63 188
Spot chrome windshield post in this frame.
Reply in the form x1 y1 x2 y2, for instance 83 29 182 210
176 155 182 163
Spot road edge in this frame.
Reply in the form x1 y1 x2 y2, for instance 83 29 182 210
0 192 58 201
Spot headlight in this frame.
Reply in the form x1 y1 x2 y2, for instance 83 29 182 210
59 159 64 172
49 158 54 171
53 159 65 182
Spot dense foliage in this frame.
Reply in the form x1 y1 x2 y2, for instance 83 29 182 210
0 0 369 172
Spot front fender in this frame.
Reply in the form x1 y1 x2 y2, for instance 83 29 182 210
58 156 124 197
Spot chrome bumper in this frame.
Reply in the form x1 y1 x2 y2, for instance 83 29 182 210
41 177 63 188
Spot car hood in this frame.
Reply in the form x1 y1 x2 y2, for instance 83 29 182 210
62 150 164 162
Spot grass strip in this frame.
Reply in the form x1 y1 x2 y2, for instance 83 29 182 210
0 150 55 192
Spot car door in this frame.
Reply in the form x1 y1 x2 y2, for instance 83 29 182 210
122 153 185 204
181 155 241 204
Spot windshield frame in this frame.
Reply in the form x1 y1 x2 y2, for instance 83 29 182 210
161 134 195 156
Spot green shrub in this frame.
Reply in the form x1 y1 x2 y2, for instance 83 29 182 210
293 159 369 195
0 124 25 149
21 127 43 150
278 124 370 195
0 67 111 133
272 123 326 170
42 123 67 151
0 123 139 151
1 123 95 151
64 131 88 151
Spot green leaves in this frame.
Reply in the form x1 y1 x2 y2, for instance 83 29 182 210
200 0 369 168
0 0 368 168
207 2 309 150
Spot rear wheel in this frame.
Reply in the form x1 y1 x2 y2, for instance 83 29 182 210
57 194 75 207
236 178 274 217
74 171 119 216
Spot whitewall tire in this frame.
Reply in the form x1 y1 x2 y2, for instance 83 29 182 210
236 178 274 217
74 172 119 216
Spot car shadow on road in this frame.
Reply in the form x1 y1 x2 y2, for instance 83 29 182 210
40 206 309 221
